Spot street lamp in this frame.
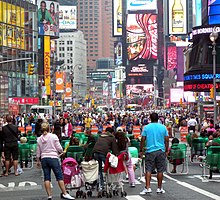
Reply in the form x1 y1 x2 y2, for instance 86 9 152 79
70 64 82 107
209 27 219 126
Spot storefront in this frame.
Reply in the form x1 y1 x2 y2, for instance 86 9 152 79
0 0 38 114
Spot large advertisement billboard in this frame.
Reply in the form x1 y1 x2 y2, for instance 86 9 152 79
1 2 25 49
126 84 153 98
127 0 157 11
37 0 59 37
114 41 123 65
44 36 51 95
112 0 122 37
127 14 157 61
168 0 187 35
59 6 77 30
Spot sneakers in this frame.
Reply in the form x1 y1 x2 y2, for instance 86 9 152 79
156 188 165 194
61 193 75 199
130 183 135 187
140 187 152 195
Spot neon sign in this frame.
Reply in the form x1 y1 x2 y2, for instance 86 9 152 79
184 83 220 91
184 73 220 81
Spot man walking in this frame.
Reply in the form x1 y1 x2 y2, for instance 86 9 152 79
140 112 169 194
2 115 19 176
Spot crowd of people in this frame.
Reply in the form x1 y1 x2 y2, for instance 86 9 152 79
1 109 220 199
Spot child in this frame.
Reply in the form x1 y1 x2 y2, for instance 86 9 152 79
168 138 183 173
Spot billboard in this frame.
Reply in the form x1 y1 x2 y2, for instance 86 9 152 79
59 6 77 29
1 2 25 49
126 61 154 84
127 14 157 61
126 84 153 97
112 0 122 37
127 0 157 11
55 71 64 93
208 0 220 25
44 36 51 95
37 0 59 37
168 0 187 35
166 43 177 70
170 88 183 103
114 41 123 65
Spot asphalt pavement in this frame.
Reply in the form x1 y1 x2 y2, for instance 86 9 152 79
1 132 220 200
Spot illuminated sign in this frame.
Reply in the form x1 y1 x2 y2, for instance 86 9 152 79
127 0 157 11
59 6 77 30
131 66 148 73
166 44 177 70
127 14 157 61
1 2 25 49
37 0 59 37
114 41 123 65
184 73 220 81
168 0 187 35
126 84 153 97
184 83 220 91
208 0 220 25
192 26 220 37
44 36 51 95
112 0 122 37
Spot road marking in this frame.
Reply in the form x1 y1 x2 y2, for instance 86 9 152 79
0 181 43 192
138 176 165 184
125 195 145 200
194 175 220 183
164 174 220 200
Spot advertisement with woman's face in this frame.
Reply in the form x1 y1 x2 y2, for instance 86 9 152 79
37 0 59 37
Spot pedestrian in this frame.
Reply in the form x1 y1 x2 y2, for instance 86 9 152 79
139 112 169 194
115 127 136 187
1 115 19 176
92 127 119 190
36 122 74 200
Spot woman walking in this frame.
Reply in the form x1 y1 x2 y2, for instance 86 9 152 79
36 122 74 200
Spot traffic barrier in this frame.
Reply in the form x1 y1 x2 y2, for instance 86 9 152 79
75 126 83 133
132 126 141 139
180 126 188 142
91 126 98 134
26 126 32 133
103 125 112 132
18 127 25 134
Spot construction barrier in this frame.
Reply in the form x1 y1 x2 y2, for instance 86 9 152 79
75 126 83 133
91 126 98 135
180 126 188 142
18 127 25 134
103 125 112 132
132 126 141 139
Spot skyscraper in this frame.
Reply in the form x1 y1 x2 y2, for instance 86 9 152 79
77 0 115 72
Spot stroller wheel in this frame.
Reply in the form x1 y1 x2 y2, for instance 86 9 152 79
97 191 102 198
102 191 107 197
113 190 116 196
121 192 124 197
87 191 92 197
124 191 127 197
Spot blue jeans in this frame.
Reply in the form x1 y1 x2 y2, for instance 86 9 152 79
93 152 106 186
41 157 63 181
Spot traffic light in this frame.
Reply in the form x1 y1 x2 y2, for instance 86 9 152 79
28 64 34 75
210 87 214 99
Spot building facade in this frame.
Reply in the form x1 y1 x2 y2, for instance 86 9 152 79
55 30 87 97
77 0 115 72
0 0 38 114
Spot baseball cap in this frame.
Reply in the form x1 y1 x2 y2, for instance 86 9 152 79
116 127 123 132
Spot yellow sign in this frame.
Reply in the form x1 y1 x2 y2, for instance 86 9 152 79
1 1 25 49
44 36 51 95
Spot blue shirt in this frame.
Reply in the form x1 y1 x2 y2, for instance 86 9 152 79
142 123 168 153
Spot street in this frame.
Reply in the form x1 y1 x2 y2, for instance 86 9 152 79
0 161 220 200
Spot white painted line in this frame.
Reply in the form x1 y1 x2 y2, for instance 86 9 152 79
0 185 42 192
164 174 220 200
125 195 145 200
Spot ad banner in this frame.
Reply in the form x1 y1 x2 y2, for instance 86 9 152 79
44 36 51 95
55 71 64 93
59 6 77 29
37 0 59 37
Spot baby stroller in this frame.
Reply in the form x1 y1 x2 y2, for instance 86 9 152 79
61 157 85 198
81 159 99 197
103 152 128 198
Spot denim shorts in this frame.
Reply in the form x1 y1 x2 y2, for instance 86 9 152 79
145 150 166 173
41 157 63 181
